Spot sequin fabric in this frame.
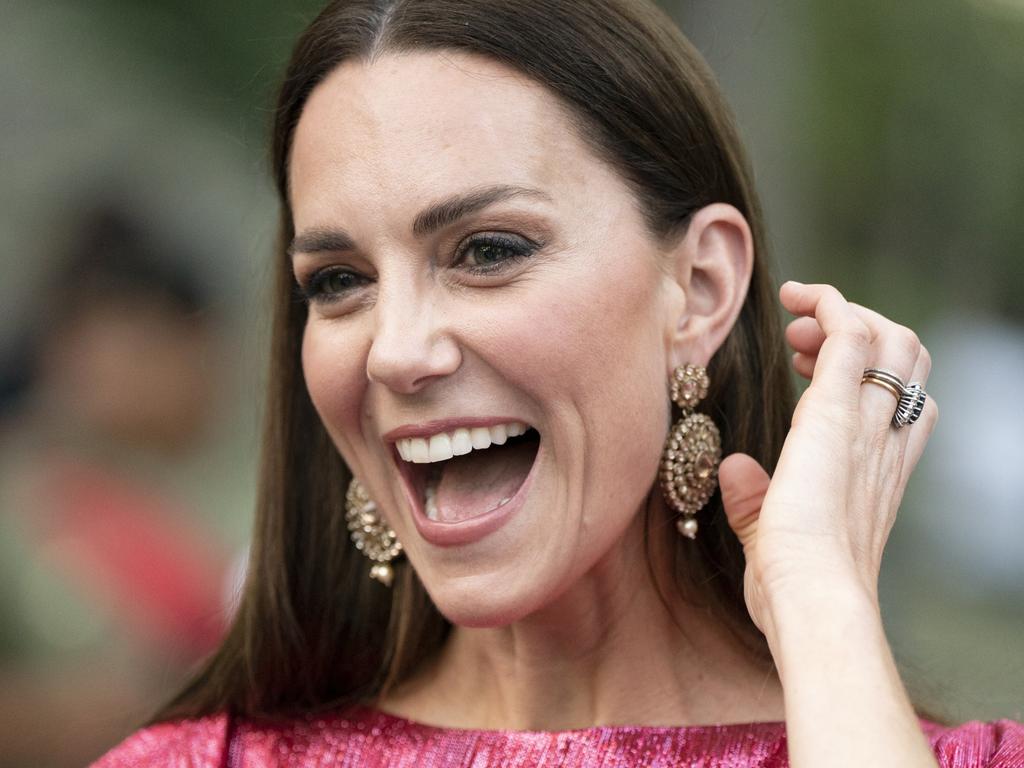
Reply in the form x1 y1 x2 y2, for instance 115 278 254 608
92 705 1024 767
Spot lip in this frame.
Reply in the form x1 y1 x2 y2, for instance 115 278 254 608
383 416 530 443
395 436 542 547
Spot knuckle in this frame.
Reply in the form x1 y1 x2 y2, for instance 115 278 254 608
839 320 871 349
894 326 921 358
821 283 844 299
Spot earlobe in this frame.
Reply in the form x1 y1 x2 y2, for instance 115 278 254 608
665 203 754 370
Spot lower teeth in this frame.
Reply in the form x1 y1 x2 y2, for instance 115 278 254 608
424 477 512 522
425 482 440 521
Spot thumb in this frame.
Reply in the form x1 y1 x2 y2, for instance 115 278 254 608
719 453 771 554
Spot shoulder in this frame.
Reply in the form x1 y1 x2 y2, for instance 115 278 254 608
90 713 230 768
921 718 1024 768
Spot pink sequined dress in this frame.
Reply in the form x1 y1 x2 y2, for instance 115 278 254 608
92 704 1024 767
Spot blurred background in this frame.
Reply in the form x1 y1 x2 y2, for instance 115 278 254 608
1 0 1021 764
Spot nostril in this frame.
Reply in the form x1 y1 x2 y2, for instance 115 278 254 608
366 334 463 394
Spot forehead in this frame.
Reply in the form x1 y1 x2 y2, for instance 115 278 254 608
288 51 616 227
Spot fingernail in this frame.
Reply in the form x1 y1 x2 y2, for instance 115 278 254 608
786 280 805 287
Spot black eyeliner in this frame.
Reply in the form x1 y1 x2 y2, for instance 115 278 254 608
455 232 540 274
299 266 370 304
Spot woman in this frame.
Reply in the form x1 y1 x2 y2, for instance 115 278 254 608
94 0 1023 765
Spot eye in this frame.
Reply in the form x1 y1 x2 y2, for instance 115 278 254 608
454 233 538 274
298 266 371 304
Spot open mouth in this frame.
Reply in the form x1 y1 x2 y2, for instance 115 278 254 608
393 422 541 526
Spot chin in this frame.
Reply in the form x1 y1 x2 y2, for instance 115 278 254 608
417 567 559 629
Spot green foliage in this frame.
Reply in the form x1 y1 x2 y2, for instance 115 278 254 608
806 0 1024 323
84 0 327 129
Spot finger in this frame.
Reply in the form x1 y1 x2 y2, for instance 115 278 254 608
719 452 771 556
850 302 921 383
780 282 873 410
848 302 921 438
792 351 816 380
908 336 932 384
786 316 827 356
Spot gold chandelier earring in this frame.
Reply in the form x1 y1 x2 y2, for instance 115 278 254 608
345 477 403 586
659 363 722 539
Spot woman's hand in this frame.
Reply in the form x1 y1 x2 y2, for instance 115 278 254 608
719 281 939 644
716 281 942 767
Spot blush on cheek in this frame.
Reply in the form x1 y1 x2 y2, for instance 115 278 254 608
301 324 368 443
496 249 659 380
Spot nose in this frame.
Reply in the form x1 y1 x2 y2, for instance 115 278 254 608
366 284 462 395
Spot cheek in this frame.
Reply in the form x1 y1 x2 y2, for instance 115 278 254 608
507 254 667 414
473 251 669 489
301 321 370 458
565 259 668 473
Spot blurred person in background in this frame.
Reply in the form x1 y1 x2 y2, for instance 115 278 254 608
0 203 232 767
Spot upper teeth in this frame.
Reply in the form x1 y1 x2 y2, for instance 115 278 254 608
395 422 529 463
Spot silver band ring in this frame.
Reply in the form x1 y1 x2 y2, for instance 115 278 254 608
862 367 906 391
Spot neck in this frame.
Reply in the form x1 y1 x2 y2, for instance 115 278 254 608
377 504 784 730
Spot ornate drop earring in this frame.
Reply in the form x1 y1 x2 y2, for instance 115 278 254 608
345 477 403 586
659 363 722 539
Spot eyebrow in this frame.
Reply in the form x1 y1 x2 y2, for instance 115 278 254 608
288 184 550 257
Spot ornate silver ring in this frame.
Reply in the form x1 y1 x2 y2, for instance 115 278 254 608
861 368 927 428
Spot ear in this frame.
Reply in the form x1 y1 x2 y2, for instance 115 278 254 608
663 203 753 373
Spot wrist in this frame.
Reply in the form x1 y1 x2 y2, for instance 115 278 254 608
763 578 935 766
763 577 882 676
769 572 878 615
759 549 880 618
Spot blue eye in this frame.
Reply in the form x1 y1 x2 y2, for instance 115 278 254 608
455 233 537 273
299 267 370 303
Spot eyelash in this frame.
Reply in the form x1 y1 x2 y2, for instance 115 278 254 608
296 233 539 304
296 268 369 304
455 232 537 274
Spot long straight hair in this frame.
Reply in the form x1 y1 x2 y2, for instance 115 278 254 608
157 0 800 721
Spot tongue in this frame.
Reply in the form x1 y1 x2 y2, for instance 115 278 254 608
432 440 536 523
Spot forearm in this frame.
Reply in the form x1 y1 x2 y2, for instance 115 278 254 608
768 583 938 768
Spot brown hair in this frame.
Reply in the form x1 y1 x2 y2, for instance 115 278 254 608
156 0 797 721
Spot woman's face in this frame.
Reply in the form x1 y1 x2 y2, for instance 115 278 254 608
291 51 685 627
